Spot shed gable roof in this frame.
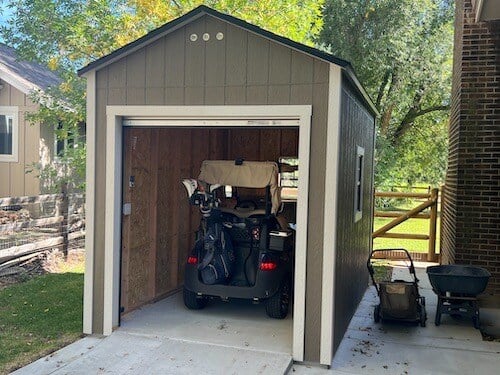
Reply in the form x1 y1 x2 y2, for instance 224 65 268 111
0 43 61 95
78 5 377 115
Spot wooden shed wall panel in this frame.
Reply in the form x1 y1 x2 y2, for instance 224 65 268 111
268 85 290 104
121 128 133 312
314 60 329 84
225 25 247 86
108 60 126 88
145 39 165 88
126 128 154 310
185 20 206 87
205 17 227 86
247 34 270 85
126 49 146 88
269 44 292 85
333 81 375 352
224 86 246 104
145 38 166 104
260 129 282 161
246 86 268 104
291 51 314 84
164 87 184 105
165 29 185 87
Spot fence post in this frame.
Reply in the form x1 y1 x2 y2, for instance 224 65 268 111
57 183 69 258
428 188 439 262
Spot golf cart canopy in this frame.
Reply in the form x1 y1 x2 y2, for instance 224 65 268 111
198 160 281 213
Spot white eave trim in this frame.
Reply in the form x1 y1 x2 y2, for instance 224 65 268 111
0 64 40 95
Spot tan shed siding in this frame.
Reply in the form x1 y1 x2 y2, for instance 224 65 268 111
0 82 41 197
92 14 330 360
333 77 375 352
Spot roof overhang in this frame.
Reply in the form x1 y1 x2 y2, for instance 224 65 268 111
0 63 39 95
78 5 378 117
473 0 500 22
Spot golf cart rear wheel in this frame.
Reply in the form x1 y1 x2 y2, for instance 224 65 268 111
266 281 290 319
183 288 208 310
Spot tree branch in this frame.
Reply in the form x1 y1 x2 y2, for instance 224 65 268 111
376 69 391 109
393 104 450 141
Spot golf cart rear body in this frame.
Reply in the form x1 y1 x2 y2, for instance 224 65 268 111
182 160 294 318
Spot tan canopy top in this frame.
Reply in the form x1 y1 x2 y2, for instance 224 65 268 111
198 160 281 214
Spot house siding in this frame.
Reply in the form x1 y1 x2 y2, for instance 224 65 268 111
0 82 41 197
91 15 330 361
442 0 500 295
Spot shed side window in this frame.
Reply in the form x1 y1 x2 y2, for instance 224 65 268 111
0 107 18 162
354 146 364 222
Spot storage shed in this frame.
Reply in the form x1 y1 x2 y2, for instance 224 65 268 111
78 5 377 366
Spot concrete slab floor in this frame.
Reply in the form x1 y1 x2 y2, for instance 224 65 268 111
13 291 293 375
292 264 500 375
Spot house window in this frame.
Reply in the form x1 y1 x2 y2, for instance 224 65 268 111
0 106 18 162
279 157 299 200
354 146 364 222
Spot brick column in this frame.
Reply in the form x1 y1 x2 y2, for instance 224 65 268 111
441 0 500 296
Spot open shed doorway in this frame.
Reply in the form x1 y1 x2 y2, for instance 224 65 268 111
119 125 300 355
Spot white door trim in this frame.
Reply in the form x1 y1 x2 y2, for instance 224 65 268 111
101 105 312 362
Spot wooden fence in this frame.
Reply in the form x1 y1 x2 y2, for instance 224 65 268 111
373 188 439 262
0 187 85 271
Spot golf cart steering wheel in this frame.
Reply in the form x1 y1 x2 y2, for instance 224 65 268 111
235 200 257 210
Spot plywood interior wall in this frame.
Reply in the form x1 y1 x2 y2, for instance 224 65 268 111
121 126 299 314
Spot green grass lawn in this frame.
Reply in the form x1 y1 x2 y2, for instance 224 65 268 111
373 216 441 253
0 261 83 374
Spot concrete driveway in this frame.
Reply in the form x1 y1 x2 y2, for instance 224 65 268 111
293 263 500 374
14 264 500 374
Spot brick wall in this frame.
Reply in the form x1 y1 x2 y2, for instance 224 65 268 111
441 0 500 295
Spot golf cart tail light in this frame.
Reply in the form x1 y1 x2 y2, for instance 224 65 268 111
260 260 277 271
187 256 198 264
252 227 260 240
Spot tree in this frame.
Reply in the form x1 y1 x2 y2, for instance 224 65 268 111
1 0 132 191
1 0 324 190
122 0 324 46
319 0 454 187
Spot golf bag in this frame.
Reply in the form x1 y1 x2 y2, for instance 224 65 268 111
198 221 235 285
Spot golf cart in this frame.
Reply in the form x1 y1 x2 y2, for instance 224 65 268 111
181 159 294 319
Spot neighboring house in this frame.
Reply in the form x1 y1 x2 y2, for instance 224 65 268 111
441 0 500 298
78 6 377 366
0 43 61 197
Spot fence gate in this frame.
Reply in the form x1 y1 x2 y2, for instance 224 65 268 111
373 188 439 262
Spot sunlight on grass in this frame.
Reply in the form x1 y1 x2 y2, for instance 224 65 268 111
373 216 441 253
0 266 83 373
